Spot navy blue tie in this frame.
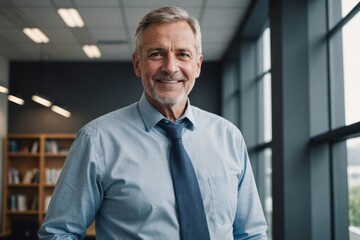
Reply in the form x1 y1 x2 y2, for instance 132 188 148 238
158 120 210 240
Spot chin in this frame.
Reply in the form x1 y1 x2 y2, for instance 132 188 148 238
152 91 188 106
155 96 183 106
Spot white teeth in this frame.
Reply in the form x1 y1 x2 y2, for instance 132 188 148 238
159 80 179 83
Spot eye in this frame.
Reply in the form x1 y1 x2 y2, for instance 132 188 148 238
177 52 191 60
148 51 163 60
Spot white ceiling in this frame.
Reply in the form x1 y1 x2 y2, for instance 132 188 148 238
0 0 251 62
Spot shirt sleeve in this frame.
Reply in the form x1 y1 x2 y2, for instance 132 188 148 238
233 134 268 240
38 126 104 239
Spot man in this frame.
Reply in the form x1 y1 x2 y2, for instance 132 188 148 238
38 6 268 240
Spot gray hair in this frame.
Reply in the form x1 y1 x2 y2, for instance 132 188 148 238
134 6 202 56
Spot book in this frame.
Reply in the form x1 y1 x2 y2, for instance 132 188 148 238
45 168 62 185
31 141 39 153
9 195 17 211
22 168 39 184
31 169 40 183
8 140 19 152
46 140 59 153
17 194 27 211
8 168 20 184
22 169 34 184
30 195 38 210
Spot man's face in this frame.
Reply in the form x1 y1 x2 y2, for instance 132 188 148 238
133 21 203 107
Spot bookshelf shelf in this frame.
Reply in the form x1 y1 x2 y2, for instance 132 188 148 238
2 134 76 236
7 183 39 187
6 210 39 215
44 153 68 157
8 153 40 158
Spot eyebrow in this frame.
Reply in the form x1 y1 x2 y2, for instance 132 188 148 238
177 48 192 53
147 48 164 54
146 47 192 54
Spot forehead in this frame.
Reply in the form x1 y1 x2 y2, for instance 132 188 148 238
141 21 197 51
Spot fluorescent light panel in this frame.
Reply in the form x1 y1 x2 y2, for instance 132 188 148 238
32 95 52 107
58 8 84 28
23 28 49 43
0 86 8 93
51 105 71 118
8 95 25 105
83 45 101 58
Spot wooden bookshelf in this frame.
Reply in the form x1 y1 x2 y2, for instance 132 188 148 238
0 134 98 237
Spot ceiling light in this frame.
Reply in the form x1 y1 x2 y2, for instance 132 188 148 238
58 8 84 28
83 45 101 58
32 94 52 107
23 28 49 43
0 86 8 93
51 104 71 118
8 95 25 105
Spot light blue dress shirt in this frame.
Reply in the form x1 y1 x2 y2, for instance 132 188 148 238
38 94 268 240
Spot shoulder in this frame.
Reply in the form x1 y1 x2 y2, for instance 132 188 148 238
190 106 248 160
77 102 142 138
190 105 247 146
191 105 240 133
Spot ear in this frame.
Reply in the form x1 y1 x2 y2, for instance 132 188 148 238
195 54 203 78
132 52 141 77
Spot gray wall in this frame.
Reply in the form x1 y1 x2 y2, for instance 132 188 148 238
8 61 221 133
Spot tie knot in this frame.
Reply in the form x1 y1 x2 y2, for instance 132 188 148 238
157 120 186 141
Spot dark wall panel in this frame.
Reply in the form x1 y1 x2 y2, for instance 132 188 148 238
8 61 221 133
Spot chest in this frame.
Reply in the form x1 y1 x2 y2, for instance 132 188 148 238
98 129 241 223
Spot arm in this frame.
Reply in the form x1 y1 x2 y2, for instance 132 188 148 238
233 138 268 240
38 126 104 239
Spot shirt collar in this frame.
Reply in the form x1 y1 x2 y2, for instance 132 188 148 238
138 93 197 132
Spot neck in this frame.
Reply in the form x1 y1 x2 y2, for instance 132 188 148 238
145 94 187 122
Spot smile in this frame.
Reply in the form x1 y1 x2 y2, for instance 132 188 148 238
156 79 183 83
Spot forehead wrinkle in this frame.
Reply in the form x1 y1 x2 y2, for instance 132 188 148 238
146 45 193 54
140 22 199 59
147 47 165 53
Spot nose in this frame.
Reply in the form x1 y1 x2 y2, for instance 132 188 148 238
161 54 179 75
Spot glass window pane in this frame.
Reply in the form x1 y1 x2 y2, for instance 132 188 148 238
342 12 360 125
347 137 360 237
342 0 360 17
263 28 271 72
222 61 239 125
263 73 272 142
260 27 272 143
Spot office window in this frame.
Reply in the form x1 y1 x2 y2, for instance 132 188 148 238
258 28 272 144
325 1 360 238
221 21 272 240
222 61 239 125
261 28 272 239
347 137 360 236
255 27 273 239
341 10 360 125
262 27 271 73
342 0 360 17
263 73 272 142
262 27 271 142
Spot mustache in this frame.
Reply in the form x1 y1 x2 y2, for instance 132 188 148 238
153 73 186 82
